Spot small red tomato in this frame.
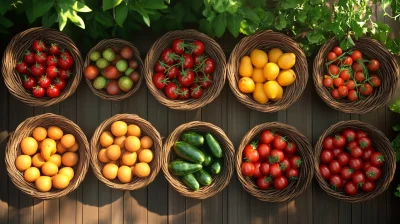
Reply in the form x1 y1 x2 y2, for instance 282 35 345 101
24 50 36 65
198 73 213 89
35 52 47 64
330 174 344 189
323 77 333 88
260 162 270 175
192 40 205 56
289 155 302 169
178 86 190 100
332 147 343 158
164 82 179 99
22 75 36 90
32 40 47 52
243 142 257 155
49 43 60 55
344 181 358 195
154 61 167 73
53 78 66 90
32 85 45 98
370 74 381 87
274 176 289 190
352 62 364 72
58 69 72 80
343 129 356 142
58 54 74 70
340 167 354 180
347 90 358 102
342 56 353 65
46 85 60 98
320 149 334 164
367 59 380 71
178 70 195 87
327 52 337 61
329 160 341 174
356 130 368 139
161 48 176 65
339 70 350 81
260 130 275 144
193 55 203 65
241 162 255 177
153 73 168 89
15 61 28 74
46 65 59 79
269 163 282 178
257 143 271 158
256 176 272 190
38 75 51 88
370 152 384 167
252 162 263 179
322 137 334 150
363 161 372 172
286 168 299 180
337 152 350 166
337 86 348 97
273 136 287 150
333 78 344 88
333 135 346 147
319 164 331 180
346 80 356 90
280 158 291 172
361 180 375 192
360 83 373 96
203 58 215 74
362 148 375 161
358 137 372 149
349 157 363 170
46 55 58 67
166 66 179 79
352 170 366 186
328 64 340 75
284 141 297 155
244 147 259 163
332 46 343 56
270 149 284 163
351 50 362 61
350 146 363 158
171 38 185 55
189 84 203 99
30 63 45 77
365 166 381 181
354 72 365 82
348 140 360 150
182 53 194 69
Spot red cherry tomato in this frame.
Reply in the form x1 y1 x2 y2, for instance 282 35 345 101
181 53 194 69
320 149 334 164
160 48 176 65
203 58 215 74
323 77 333 88
362 148 375 161
370 152 385 167
332 147 343 158
329 64 340 75
286 168 299 180
339 70 350 81
256 176 272 189
365 166 381 181
260 130 275 144
270 149 284 163
319 164 331 180
189 84 203 99
58 54 74 70
363 161 372 172
361 180 375 192
367 59 380 71
260 162 270 175
153 73 168 89
322 137 334 150
332 46 343 56
171 38 185 55
344 181 358 195
347 90 358 102
198 73 213 89
192 40 205 56
273 176 289 190
333 135 346 147
46 65 59 79
289 155 302 169
241 162 255 176
330 174 344 189
273 136 287 150
356 130 368 139
350 146 363 158
46 85 60 98
280 158 291 172
337 86 349 97
178 70 195 86
343 129 356 142
16 61 28 74
351 50 363 61
331 89 340 99
284 141 297 155
24 51 36 65
269 163 282 178
347 140 359 149
257 143 271 158
358 137 372 149
49 43 60 55
32 40 47 52
166 66 179 79
38 75 51 88
352 170 366 186
370 74 381 87
329 160 341 174
346 80 356 90
53 78 67 90
340 167 354 180
178 86 190 100
32 85 45 98
244 146 259 163
327 52 337 61
252 162 263 179
22 75 36 90
164 82 179 99
337 152 350 166
154 61 167 73
354 72 365 82
46 55 58 67
333 78 344 88
342 56 353 65
349 157 363 170
352 62 364 72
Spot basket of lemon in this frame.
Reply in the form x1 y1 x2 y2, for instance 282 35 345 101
5 113 90 199
227 30 308 112
90 114 162 190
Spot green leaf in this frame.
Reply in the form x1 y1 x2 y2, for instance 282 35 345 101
42 10 57 28
26 0 55 23
103 0 122 11
0 0 12 15
95 11 113 27
260 11 274 29
389 99 400 113
393 125 400 132
139 0 168 10
115 3 128 27
227 13 241 37
213 13 227 38
72 1 92 12
0 15 13 28
212 0 227 13
282 0 302 9
340 35 355 50
275 14 287 30
56 6 68 31
65 9 85 29
191 0 203 12
198 19 213 37
134 5 151 27
240 6 260 23
307 31 324 44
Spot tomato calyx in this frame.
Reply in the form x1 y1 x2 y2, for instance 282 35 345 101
268 156 280 164
263 176 273 183
250 141 258 149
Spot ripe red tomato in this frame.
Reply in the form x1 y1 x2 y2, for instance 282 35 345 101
352 171 365 186
260 130 275 144
339 70 350 81
153 73 168 89
337 86 348 97
260 162 270 175
198 73 213 89
342 56 353 65
203 58 215 74
32 40 47 52
241 162 255 176
154 61 167 73
319 164 331 180
332 147 343 158
280 158 291 172
178 86 190 100
35 52 47 64
343 129 356 142
164 82 179 99
16 61 29 74
166 66 179 79
322 137 334 150
32 85 45 98
24 51 36 65
189 84 203 99
331 90 340 99
161 48 176 65
274 176 289 190
346 80 356 90
256 176 272 189
358 137 372 149
330 174 344 189
347 140 358 149
333 78 344 87
49 43 60 55
323 77 333 88
58 69 71 80
257 143 271 158
365 166 381 181
327 52 337 61
22 75 36 90
46 65 59 79
328 64 340 75
350 146 363 158
362 180 375 192
351 50 363 61
244 143 257 155
252 162 263 179
284 141 297 155
329 160 341 174
354 72 365 82
178 70 195 86
53 78 66 90
58 54 74 70
370 152 384 167
363 161 372 172
270 149 284 163
333 135 346 147
344 181 358 195
270 163 282 178
367 59 380 71
362 148 375 161
337 152 350 166
182 53 194 69
193 40 205 56
244 146 259 163
273 136 287 150
31 63 45 77
320 149 334 164
340 167 354 180
289 155 302 169
356 130 368 139
46 85 60 98
38 75 51 88
171 38 185 55
349 157 363 170
360 83 373 96
370 74 381 87
352 62 364 72
332 46 343 56
286 168 299 180
347 90 358 102
46 55 58 67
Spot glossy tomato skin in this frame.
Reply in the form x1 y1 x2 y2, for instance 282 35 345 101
32 85 45 98
332 90 340 100
356 130 368 139
161 48 175 65
260 162 270 175
16 61 28 74
346 80 356 90
343 129 356 142
167 66 179 79
332 147 343 158
178 70 195 87
256 176 272 189
363 161 372 172
333 78 344 87
330 174 344 189
257 144 271 158
22 75 36 90
319 164 331 180
252 162 263 179
289 155 302 169
351 50 362 61
367 59 380 71
360 83 373 96
49 43 60 55
189 84 203 99
31 63 45 77
347 140 359 149
46 85 60 98
334 135 346 147
358 137 372 149
284 141 297 155
350 146 363 158
24 51 36 65
53 78 66 90
193 40 205 56
178 86 190 100
58 69 71 80
349 157 363 170
323 77 333 88
339 70 351 81
164 82 179 99
352 171 366 186
270 163 282 178
153 73 167 89
260 130 275 144
370 152 384 167
340 167 354 180
198 73 213 89
337 152 350 166
32 40 47 52
365 166 381 181
46 65 59 79
273 136 287 150
241 162 255 176
203 58 215 74
320 149 334 164
270 149 284 163
274 176 289 190
347 90 358 102
329 64 340 75
154 61 167 73
182 53 194 69
244 147 259 163
370 74 381 87
286 168 299 180
323 137 335 150
329 160 341 174
171 38 184 55
35 52 47 64
327 52 337 61
38 75 51 88
280 158 291 172
333 46 343 56
362 148 375 161
58 55 74 70
46 55 58 67
342 56 353 65
352 62 364 72
362 180 375 192
338 86 348 97
344 181 358 195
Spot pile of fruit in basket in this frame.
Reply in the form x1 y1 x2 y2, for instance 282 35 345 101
323 46 381 101
319 129 384 195
15 126 79 192
98 121 153 183
152 39 215 100
15 40 74 98
238 48 296 104
168 132 223 191
84 46 140 95
240 130 302 190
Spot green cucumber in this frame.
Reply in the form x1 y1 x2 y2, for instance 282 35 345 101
181 174 200 191
181 132 204 147
194 169 213 186
205 133 223 158
168 160 202 176
210 160 222 174
173 141 205 163
202 151 213 166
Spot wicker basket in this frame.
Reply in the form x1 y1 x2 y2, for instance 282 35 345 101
5 113 90 199
162 121 234 199
90 114 162 190
313 37 399 114
227 30 308 112
2 27 83 107
236 122 314 202
84 39 144 101
144 29 226 110
314 120 396 203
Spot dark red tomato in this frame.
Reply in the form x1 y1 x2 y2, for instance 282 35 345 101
327 52 337 61
337 152 350 166
344 181 358 195
252 162 263 178
244 147 259 163
32 40 47 52
274 176 289 190
182 53 194 69
365 166 381 181
350 146 363 158
354 72 365 82
49 43 60 55
46 55 58 67
356 130 368 139
192 40 205 56
46 85 60 98
273 136 287 150
189 84 203 99
193 55 205 65
24 51 35 65
280 158 291 172
58 69 71 80
320 149 334 164
339 70 351 81
203 58 215 74
53 78 66 90
15 61 28 74
171 38 185 55
333 78 344 88
349 158 363 170
154 61 167 73
358 137 372 149
347 90 358 102
198 73 213 89
346 80 356 90
340 167 354 180
270 149 284 163
330 174 344 189
352 62 364 72
38 75 51 88
286 168 299 180
257 144 271 158
360 83 373 96
153 73 168 89
46 65 58 79
260 130 275 144
160 48 175 65
256 176 272 190
338 86 349 97
352 171 365 186
342 56 353 65
367 59 380 71
370 152 384 167
35 52 47 64
351 50 363 61
164 82 179 99
60 51 72 58
370 74 381 87
323 77 333 88
329 160 341 174
363 161 372 172
241 162 255 176
58 55 74 70
343 129 356 142
362 148 375 161
319 164 331 180
289 155 302 169
332 147 343 158
270 163 282 178
22 75 36 90
284 141 297 155
332 46 343 56
362 180 375 192
260 162 270 175
333 135 346 148
178 86 190 100
178 70 195 86
323 137 334 150
329 64 340 75
166 66 179 79
31 63 45 77
32 85 45 98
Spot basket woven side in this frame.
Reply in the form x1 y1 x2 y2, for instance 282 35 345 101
5 113 90 199
162 121 234 199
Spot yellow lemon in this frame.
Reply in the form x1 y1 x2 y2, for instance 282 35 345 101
253 83 269 104
277 53 296 69
277 69 296 86
268 48 284 63
251 68 266 83
238 77 255 93
250 49 268 68
270 86 283 102
263 81 283 101
263 63 280 81
239 56 253 77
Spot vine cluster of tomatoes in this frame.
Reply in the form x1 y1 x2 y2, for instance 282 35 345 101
15 40 74 98
323 46 381 102
241 130 302 190
152 39 215 100
319 129 384 195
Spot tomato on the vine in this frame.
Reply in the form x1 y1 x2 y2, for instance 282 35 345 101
167 66 179 79
323 77 333 88
333 47 343 56
171 38 185 55
192 40 205 56
164 82 179 99
153 73 168 89
327 52 337 61
359 83 373 96
178 70 195 86
329 64 340 75
154 61 167 73
338 86 349 97
342 56 353 65
198 73 213 89
181 53 194 69
346 80 356 90
352 62 364 72
351 50 363 61
367 59 380 71
178 86 190 100
347 90 358 102
370 74 381 87
203 58 215 74
333 78 344 88
339 70 351 81
354 72 365 82
189 84 203 99
160 48 176 65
